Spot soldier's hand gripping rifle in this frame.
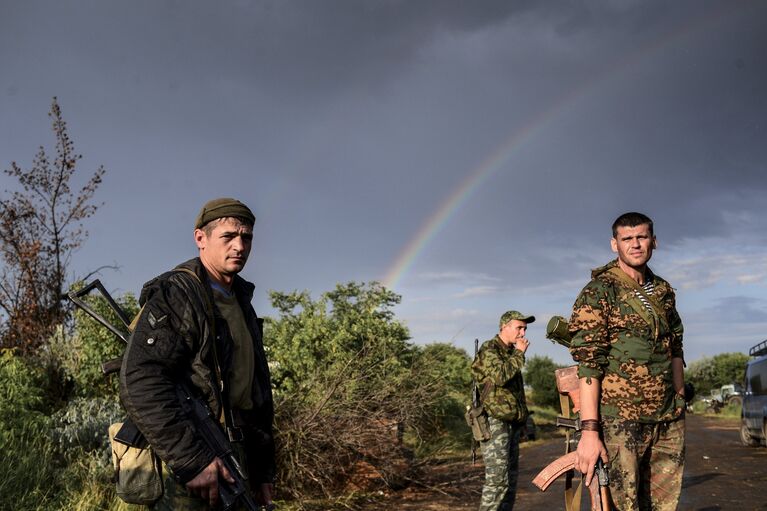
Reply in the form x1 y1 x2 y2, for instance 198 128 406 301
68 280 269 511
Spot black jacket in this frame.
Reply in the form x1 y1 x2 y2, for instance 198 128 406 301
119 258 275 484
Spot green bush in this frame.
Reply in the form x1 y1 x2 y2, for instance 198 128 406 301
48 288 138 398
0 282 139 511
266 282 470 499
687 352 749 396
524 355 565 410
53 396 125 460
410 343 473 455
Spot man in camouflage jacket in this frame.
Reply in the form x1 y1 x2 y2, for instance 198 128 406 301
569 212 686 511
471 310 534 511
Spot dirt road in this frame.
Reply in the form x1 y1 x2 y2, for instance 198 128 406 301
360 414 767 510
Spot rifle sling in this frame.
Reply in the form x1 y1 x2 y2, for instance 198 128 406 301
480 380 493 403
172 268 236 436
606 266 669 339
567 479 583 511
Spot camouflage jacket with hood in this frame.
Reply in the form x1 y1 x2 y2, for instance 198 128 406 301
471 335 529 424
119 258 275 484
568 259 685 423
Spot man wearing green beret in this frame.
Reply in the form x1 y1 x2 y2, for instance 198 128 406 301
120 198 275 509
471 310 534 511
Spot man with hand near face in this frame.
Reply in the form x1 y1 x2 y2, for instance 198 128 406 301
569 212 685 511
472 310 534 511
120 198 275 510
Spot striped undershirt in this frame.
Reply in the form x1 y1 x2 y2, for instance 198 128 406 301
635 279 655 312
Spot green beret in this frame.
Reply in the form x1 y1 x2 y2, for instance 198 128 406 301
194 198 255 229
499 310 535 329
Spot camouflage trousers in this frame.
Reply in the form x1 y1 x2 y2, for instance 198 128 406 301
479 416 522 511
602 416 685 511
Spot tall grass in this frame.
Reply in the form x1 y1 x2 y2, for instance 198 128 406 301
0 349 144 511
0 422 58 510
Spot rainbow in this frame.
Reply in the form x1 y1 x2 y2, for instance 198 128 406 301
382 94 577 289
381 3 738 290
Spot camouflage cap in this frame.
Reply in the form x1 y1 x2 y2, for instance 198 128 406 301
194 198 255 229
499 310 535 329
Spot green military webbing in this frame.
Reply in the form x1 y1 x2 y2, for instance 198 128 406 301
607 266 669 340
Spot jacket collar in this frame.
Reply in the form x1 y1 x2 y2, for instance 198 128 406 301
592 258 656 284
493 334 513 351
175 257 255 302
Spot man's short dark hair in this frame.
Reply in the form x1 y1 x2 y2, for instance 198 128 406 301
201 216 252 237
612 212 654 238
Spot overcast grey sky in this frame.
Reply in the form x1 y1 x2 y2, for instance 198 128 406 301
2 0 766 364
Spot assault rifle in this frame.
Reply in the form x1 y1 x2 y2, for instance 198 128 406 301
530 363 612 510
471 338 479 464
68 280 271 511
175 382 262 511
529 317 612 511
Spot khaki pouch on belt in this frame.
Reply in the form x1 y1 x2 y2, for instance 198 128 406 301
465 380 493 442
109 421 164 505
465 404 491 442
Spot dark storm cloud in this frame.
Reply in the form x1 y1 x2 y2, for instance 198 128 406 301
434 17 767 259
0 0 532 101
2 0 765 354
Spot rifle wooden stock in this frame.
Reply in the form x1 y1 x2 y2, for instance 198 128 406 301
555 365 581 413
532 451 577 491
533 452 611 511
101 355 123 375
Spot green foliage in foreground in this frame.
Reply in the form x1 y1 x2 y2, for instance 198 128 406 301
47 286 139 398
2 281 478 509
0 348 139 511
0 349 57 509
265 282 474 499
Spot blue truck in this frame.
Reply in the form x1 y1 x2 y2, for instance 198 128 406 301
740 339 767 447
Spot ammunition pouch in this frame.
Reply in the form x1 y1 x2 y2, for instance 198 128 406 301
465 404 491 442
109 420 164 505
546 315 572 348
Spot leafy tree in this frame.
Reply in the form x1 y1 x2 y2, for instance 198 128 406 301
265 282 454 498
267 281 411 398
686 352 750 396
416 342 472 395
411 342 473 453
0 97 106 354
524 355 565 410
